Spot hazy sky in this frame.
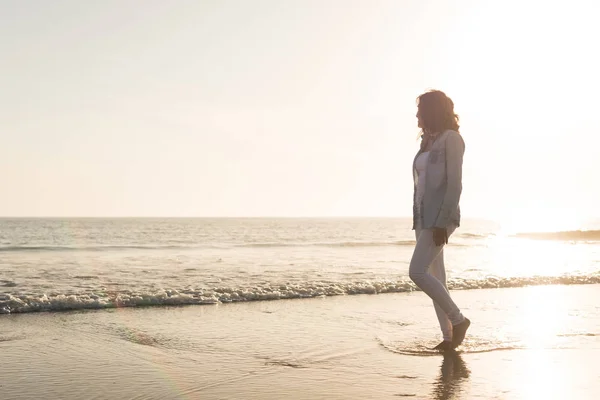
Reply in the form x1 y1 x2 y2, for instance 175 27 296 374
2 0 599 228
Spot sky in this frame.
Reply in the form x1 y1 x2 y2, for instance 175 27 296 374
1 0 599 229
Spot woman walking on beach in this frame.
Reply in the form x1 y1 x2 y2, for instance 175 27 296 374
409 90 470 351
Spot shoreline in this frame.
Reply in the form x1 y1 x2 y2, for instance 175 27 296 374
2 284 600 399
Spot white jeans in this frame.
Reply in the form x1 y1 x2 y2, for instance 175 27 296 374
409 223 465 341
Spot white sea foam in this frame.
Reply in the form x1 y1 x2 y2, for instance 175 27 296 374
2 275 600 314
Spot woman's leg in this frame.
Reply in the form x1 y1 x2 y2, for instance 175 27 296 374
413 225 453 340
409 227 465 326
430 249 453 341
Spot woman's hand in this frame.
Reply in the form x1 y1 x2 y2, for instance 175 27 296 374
433 227 448 246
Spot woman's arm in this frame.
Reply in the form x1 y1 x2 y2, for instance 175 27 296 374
434 131 465 229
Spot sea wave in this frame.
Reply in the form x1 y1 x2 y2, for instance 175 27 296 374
0 245 193 252
0 239 487 253
514 230 600 241
0 240 420 252
458 233 494 239
1 274 599 314
237 240 418 248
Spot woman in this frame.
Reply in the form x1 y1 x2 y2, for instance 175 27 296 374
409 90 470 351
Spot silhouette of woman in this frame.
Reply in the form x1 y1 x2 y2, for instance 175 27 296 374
409 90 470 350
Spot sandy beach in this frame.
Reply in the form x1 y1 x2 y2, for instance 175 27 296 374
2 284 599 399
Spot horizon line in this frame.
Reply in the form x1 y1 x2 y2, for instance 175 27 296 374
0 215 510 221
0 215 413 219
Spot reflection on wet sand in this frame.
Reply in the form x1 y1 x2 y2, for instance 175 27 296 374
432 351 470 400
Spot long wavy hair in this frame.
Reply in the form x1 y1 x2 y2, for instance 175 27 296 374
416 90 460 138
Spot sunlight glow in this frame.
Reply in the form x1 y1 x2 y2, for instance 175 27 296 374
495 210 588 236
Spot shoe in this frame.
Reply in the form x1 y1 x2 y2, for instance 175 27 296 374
432 340 452 351
451 318 470 349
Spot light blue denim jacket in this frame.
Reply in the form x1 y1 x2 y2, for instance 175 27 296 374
412 130 465 230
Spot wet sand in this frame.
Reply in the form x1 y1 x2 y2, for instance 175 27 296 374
2 284 600 399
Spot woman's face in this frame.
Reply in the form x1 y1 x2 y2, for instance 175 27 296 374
416 109 423 130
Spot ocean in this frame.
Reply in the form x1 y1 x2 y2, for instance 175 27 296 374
2 217 599 314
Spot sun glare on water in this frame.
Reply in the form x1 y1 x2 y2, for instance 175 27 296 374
496 210 589 236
